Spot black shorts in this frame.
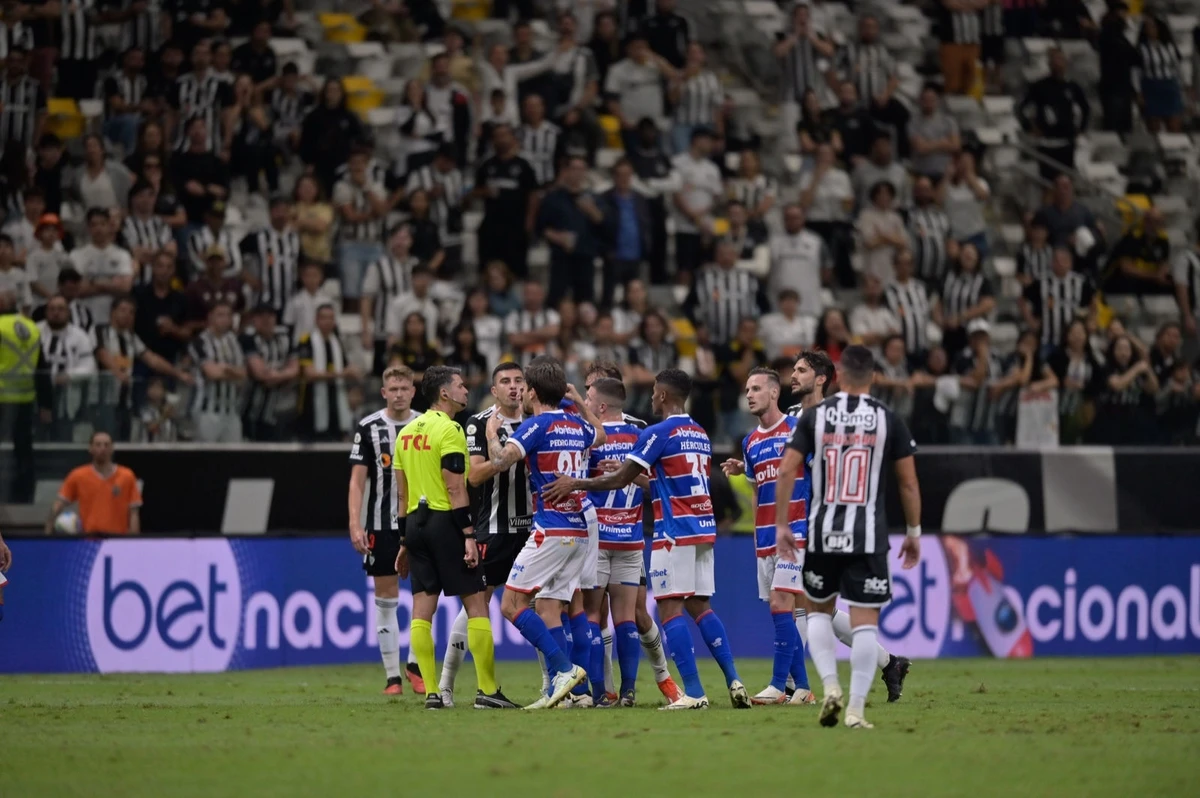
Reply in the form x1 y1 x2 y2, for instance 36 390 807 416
407 509 485 597
802 551 892 607
981 35 1005 66
480 527 531 588
363 528 401 577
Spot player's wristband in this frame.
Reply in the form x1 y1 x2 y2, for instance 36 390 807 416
906 525 922 539
397 516 406 545
452 506 473 535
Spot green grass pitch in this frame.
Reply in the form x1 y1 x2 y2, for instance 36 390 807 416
3 657 1196 797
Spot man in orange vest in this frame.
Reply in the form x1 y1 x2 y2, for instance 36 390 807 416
45 431 143 535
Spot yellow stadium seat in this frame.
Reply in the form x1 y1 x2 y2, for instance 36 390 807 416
671 317 697 358
711 217 730 237
45 98 84 140
318 12 366 44
451 0 491 21
599 114 623 149
342 76 384 116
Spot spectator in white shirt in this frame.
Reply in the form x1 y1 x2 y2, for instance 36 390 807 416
798 142 854 285
283 260 336 344
941 149 991 257
856 180 908 282
0 235 32 313
671 126 723 278
605 31 673 151
770 203 830 319
70 208 134 326
758 288 818 361
385 266 441 350
850 273 902 360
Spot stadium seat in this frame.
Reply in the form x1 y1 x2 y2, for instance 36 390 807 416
596 148 623 170
599 115 623 150
318 13 365 43
45 98 85 139
1142 296 1181 324
991 321 1020 350
993 256 1017 278
342 76 385 116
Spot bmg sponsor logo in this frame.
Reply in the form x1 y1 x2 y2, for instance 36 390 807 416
87 540 242 673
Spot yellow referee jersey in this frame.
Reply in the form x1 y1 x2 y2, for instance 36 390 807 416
393 410 470 512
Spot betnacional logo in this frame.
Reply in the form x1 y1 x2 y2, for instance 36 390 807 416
878 534 951 660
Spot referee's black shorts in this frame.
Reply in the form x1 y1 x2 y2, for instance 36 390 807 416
407 509 486 597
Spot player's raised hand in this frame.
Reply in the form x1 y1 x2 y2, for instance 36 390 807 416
564 383 583 406
485 411 504 438
721 458 745 477
395 546 409 579
349 524 370 555
776 524 799 563
463 538 480 568
542 476 576 504
899 536 920 570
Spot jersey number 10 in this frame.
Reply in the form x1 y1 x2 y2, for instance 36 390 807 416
822 446 871 505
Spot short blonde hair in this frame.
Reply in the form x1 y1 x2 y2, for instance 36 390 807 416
382 365 415 384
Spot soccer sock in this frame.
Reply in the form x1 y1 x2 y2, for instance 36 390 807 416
409 618 437 693
789 621 810 691
639 624 672 682
877 642 892 670
770 611 794 692
439 607 469 692
695 609 740 688
537 651 551 692
515 609 571 676
834 608 890 670
560 612 573 647
794 607 808 647
588 621 606 701
602 627 616 695
569 613 592 696
849 625 879 717
614 620 640 695
807 613 840 693
466 617 498 695
374 597 401 680
662 615 704 699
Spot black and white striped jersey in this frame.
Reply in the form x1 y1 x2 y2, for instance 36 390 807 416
0 75 44 152
188 225 244 280
69 300 94 334
786 403 805 419
405 164 465 242
981 1 1004 37
628 340 676 373
674 68 723 126
59 0 99 61
118 0 166 52
37 321 95 376
1171 248 1200 317
240 327 293 426
464 405 532 538
786 392 916 555
171 70 232 151
907 205 951 283
518 121 563 186
189 329 245 415
333 178 385 243
104 71 148 117
503 308 561 367
242 226 301 316
835 42 896 105
939 4 981 45
885 278 933 356
1137 40 1181 82
0 21 34 60
94 324 146 408
334 156 389 190
687 266 768 345
1023 271 1095 347
778 31 827 104
349 408 422 532
362 254 418 338
953 346 1004 433
1016 242 1053 282
121 214 173 284
269 87 314 131
940 270 993 320
726 174 776 216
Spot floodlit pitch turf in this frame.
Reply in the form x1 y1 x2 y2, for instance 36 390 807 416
2 657 1196 797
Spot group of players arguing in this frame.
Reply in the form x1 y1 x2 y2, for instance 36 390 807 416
347 343 922 727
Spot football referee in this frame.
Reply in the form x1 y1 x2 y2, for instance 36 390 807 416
394 365 518 710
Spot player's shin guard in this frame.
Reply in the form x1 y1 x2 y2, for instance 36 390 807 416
515 609 571 675
588 621 606 701
695 610 740 688
614 620 640 695
439 607 469 692
770 611 794 692
662 615 704 698
789 621 810 690
602 627 616 695
639 624 672 682
568 613 592 696
467 617 498 695
807 613 840 692
849 625 879 717
409 619 438 693
375 597 401 680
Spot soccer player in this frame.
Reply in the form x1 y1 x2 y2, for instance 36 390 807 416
545 368 751 710
348 365 424 695
486 357 606 709
393 366 518 710
776 345 923 729
730 367 814 706
583 363 681 705
437 362 532 707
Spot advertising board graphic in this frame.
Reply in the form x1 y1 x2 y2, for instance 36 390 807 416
1 535 1197 673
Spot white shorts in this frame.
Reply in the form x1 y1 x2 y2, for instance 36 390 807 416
597 549 643 588
505 530 588 603
648 543 715 599
756 552 806 601
580 506 599 590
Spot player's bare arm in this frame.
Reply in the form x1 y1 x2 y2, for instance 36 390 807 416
565 384 607 447
393 466 410 579
485 414 526 471
774 448 803 562
348 464 370 554
467 454 501 487
895 455 922 569
544 459 641 504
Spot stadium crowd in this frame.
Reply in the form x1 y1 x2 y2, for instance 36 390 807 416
2 0 1200 452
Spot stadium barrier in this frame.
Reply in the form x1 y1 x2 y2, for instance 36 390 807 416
2 535 1198 673
19 445 1199 534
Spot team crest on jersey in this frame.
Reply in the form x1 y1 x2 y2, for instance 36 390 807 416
354 433 361 443
466 424 476 435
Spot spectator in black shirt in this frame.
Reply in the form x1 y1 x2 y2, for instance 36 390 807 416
33 134 67 215
299 78 364 196
1092 334 1159 445
831 81 875 167
146 41 186 120
641 0 690 68
589 11 622 90
716 316 768 443
103 47 155 158
1042 0 1096 40
406 188 445 274
537 154 607 307
231 19 278 87
1098 3 1137 133
471 122 537 279
624 118 672 284
1019 47 1090 180
1149 322 1184 384
172 117 229 225
133 251 189 364
171 0 230 55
